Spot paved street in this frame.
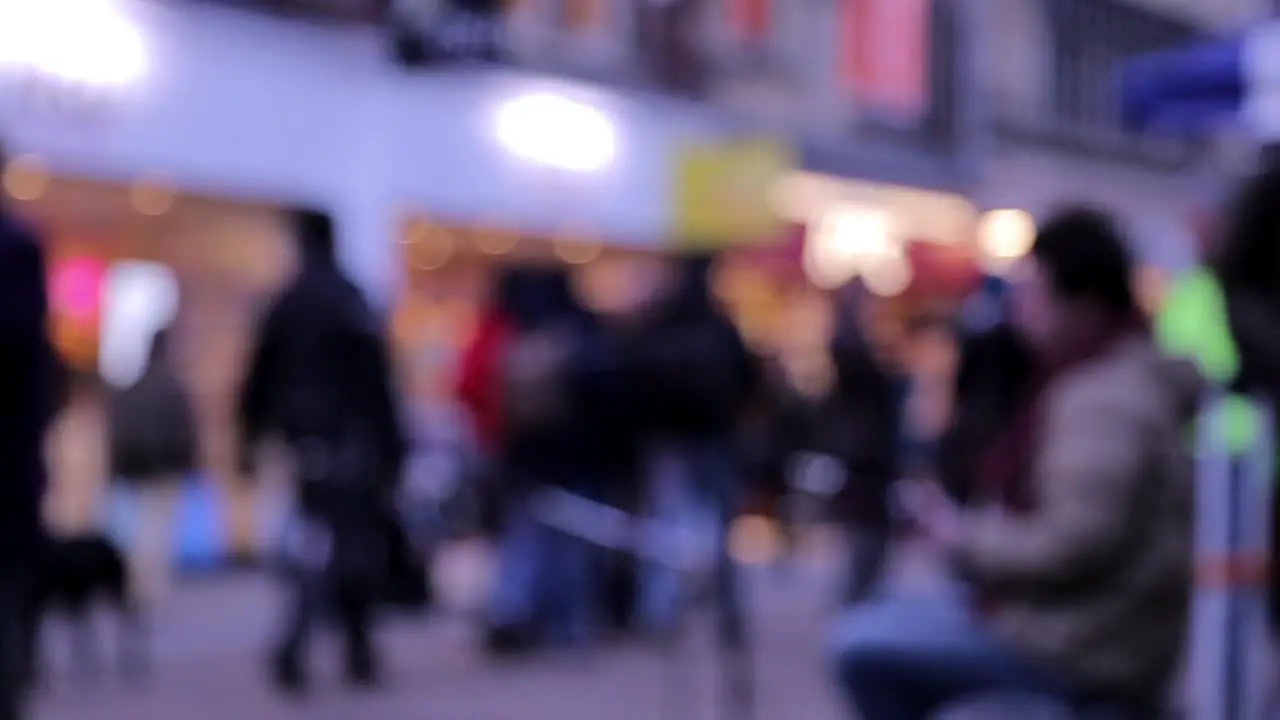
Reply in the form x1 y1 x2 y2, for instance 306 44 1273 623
33 532 937 720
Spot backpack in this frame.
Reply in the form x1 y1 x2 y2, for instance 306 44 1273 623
501 327 572 432
110 370 196 480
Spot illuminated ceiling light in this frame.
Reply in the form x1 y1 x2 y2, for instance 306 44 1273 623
409 226 456 270
3 154 50 201
801 206 898 290
862 252 913 297
400 218 430 244
130 174 175 216
0 0 148 88
978 209 1035 273
475 227 520 255
553 235 602 265
802 233 856 289
493 92 618 173
402 220 441 247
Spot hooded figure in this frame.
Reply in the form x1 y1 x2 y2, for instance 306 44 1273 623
640 255 756 443
238 208 407 693
635 254 755 644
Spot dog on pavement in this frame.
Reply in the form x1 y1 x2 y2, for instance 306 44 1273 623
35 534 149 684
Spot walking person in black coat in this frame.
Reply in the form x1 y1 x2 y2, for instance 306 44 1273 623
634 255 757 645
0 142 57 720
239 209 407 693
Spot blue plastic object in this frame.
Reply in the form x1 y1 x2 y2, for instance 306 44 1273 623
175 475 228 570
1117 36 1245 135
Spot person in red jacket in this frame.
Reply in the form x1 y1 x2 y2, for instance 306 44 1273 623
457 269 525 538
457 307 511 457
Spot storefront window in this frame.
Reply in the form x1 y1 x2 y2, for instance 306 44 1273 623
29 178 294 547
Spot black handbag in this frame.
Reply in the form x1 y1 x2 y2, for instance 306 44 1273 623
383 518 432 613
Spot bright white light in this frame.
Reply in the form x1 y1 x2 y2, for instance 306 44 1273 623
100 261 179 389
493 93 618 173
0 0 147 88
978 209 1035 272
802 207 899 289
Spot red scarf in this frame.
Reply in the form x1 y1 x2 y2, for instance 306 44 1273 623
978 314 1150 514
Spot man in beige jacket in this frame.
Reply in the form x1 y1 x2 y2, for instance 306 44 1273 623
833 209 1200 719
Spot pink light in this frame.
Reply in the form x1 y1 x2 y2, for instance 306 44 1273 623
50 257 106 322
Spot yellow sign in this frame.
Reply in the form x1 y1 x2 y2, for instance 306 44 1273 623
672 139 792 248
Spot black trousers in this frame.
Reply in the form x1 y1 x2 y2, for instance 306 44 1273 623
275 517 380 679
0 565 36 720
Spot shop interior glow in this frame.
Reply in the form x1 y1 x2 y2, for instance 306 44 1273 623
493 92 618 173
0 0 147 88
100 260 179 389
803 206 906 293
978 208 1035 273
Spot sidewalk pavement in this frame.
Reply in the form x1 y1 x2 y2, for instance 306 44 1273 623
32 532 941 720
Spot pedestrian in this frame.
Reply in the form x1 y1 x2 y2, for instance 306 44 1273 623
457 268 521 538
634 254 757 645
238 208 407 693
484 265 605 653
827 282 905 604
1206 170 1280 638
108 327 199 608
937 277 1035 506
832 208 1199 719
0 141 57 720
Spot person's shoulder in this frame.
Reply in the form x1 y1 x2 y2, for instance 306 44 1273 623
0 218 43 264
1051 337 1172 424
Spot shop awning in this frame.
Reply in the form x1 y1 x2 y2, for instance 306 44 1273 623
1117 37 1243 135
1117 21 1280 138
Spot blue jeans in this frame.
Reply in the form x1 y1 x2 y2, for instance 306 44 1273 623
640 442 743 644
831 593 1063 720
487 501 595 646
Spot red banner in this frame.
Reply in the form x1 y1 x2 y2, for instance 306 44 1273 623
728 0 771 45
838 0 931 121
563 0 606 32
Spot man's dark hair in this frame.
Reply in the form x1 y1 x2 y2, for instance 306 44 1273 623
294 207 336 262
1031 207 1137 315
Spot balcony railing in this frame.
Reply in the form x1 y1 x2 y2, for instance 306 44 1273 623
498 0 962 156
987 0 1203 165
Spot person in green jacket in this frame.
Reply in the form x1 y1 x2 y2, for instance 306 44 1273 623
1162 169 1280 634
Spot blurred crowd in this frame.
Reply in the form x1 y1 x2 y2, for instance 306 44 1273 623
6 135 1280 720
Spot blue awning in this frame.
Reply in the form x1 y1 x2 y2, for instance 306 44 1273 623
1117 37 1245 135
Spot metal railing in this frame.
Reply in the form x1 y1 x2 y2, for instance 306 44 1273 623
987 0 1203 164
500 0 962 155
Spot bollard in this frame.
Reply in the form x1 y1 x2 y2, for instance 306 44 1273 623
1188 395 1273 720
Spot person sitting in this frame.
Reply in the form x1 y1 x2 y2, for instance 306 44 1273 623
830 208 1201 719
